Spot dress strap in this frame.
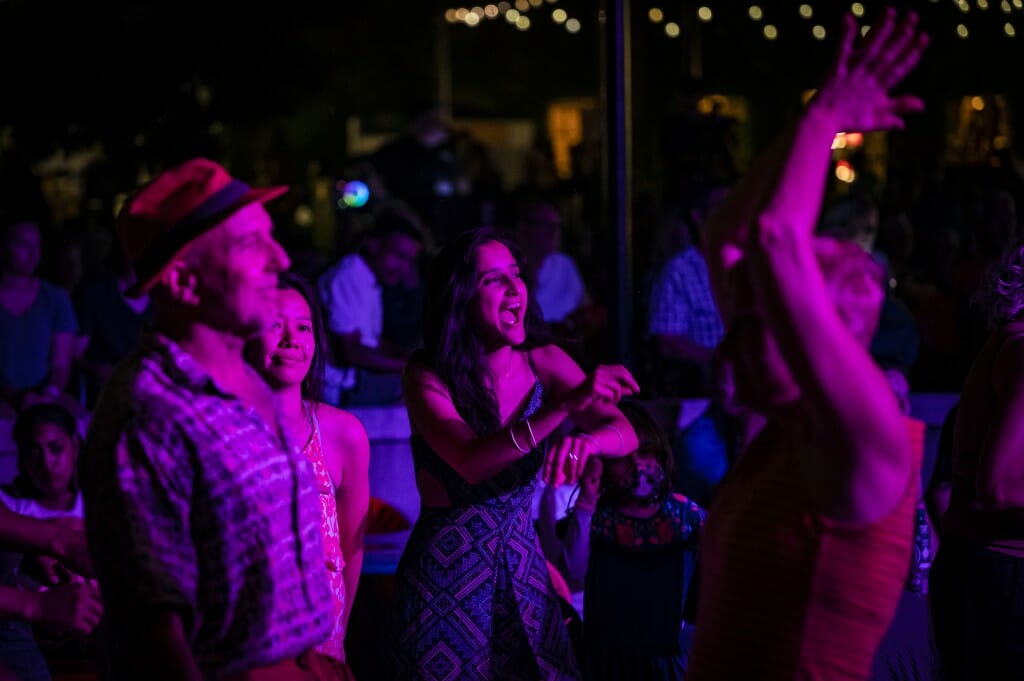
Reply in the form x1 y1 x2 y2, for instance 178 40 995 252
307 401 323 450
303 401 336 493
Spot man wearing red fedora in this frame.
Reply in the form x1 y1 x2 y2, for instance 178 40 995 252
79 158 349 680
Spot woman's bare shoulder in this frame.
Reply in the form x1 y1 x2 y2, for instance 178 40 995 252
316 403 369 447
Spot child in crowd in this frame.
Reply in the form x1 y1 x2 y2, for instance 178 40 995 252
2 404 84 521
540 402 706 680
0 403 99 681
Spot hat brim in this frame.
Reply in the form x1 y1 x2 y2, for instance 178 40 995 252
125 184 288 298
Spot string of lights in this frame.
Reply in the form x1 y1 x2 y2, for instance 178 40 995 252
443 1 1022 41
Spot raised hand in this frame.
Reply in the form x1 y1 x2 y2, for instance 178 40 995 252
561 365 640 415
812 8 929 133
544 430 601 487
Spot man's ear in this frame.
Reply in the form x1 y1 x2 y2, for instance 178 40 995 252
160 260 201 306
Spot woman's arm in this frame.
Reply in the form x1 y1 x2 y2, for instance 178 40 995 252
323 407 371 630
530 345 639 484
726 10 927 522
0 581 102 634
403 354 638 486
974 338 1024 510
0 501 92 576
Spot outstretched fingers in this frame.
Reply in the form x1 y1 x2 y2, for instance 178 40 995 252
864 11 918 73
830 13 859 79
889 94 925 116
879 31 930 90
851 6 897 70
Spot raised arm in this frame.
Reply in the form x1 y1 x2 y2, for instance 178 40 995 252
728 10 927 521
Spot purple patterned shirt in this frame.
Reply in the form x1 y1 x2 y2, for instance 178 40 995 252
80 334 332 679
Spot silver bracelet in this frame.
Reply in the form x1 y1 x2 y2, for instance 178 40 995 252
509 424 530 454
602 424 624 454
525 418 538 449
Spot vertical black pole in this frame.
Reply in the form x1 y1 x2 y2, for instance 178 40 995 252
599 0 633 366
436 0 453 113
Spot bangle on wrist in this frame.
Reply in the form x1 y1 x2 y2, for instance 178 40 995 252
601 425 624 455
525 418 538 449
579 432 599 450
509 424 530 454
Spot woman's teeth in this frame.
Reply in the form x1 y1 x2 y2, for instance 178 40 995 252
500 304 521 326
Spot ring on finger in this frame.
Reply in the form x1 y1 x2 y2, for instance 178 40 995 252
568 450 579 463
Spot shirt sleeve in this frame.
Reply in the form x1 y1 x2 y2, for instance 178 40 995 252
83 418 198 626
319 262 373 338
649 259 691 336
674 494 708 547
560 506 594 583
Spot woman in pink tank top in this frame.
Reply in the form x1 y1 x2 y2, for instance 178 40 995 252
688 9 928 680
248 273 370 670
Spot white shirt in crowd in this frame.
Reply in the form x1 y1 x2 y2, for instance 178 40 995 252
317 253 382 391
534 252 586 324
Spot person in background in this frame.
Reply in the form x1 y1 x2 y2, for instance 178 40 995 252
247 273 370 668
0 403 99 681
80 158 342 680
516 200 588 327
687 11 927 679
2 403 84 521
671 356 761 508
367 102 474 247
318 204 425 406
819 195 921 377
0 218 78 415
74 243 153 407
543 401 705 680
392 227 639 679
647 191 727 397
931 233 1024 680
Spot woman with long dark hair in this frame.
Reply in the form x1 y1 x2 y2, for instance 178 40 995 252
392 227 639 679
247 272 369 673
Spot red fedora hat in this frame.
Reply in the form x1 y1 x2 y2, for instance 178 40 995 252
117 158 287 297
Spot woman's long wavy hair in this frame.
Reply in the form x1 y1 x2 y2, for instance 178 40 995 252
419 227 547 436
975 237 1024 329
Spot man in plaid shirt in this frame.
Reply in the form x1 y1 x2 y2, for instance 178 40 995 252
648 242 725 396
80 159 345 680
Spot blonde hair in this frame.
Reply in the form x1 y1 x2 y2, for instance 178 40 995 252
814 236 885 347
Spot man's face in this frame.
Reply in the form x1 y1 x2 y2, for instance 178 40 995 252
190 203 291 337
369 233 421 287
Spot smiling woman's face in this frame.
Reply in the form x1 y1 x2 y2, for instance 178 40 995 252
468 240 529 350
251 287 315 388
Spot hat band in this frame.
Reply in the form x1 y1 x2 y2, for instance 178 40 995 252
134 179 252 285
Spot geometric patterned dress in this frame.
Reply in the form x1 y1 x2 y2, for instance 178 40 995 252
391 381 581 680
